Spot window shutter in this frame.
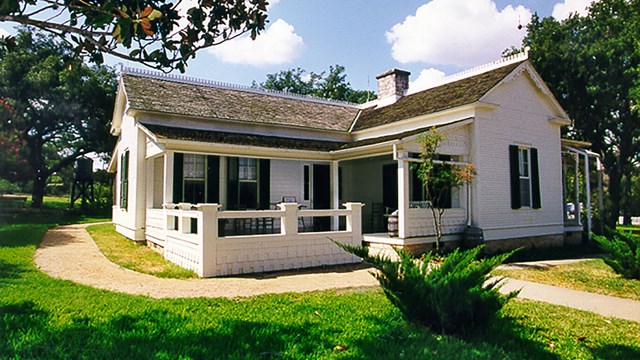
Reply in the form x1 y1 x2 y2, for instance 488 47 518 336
509 145 521 209
206 155 219 203
531 148 541 209
226 157 239 210
258 159 270 210
173 153 183 203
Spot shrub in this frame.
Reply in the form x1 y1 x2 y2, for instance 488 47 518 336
593 229 640 280
334 242 518 334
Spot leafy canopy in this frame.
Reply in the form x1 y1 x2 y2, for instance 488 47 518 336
256 64 377 104
523 0 640 226
0 28 117 208
0 0 269 72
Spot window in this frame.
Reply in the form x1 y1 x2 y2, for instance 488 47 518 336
409 154 453 209
509 145 541 209
119 150 129 210
183 154 206 204
518 148 532 207
238 158 258 209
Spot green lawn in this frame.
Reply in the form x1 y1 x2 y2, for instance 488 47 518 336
87 224 197 279
1 213 639 359
494 259 640 302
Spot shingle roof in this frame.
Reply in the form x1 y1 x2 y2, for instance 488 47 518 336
122 74 360 132
352 61 524 131
142 123 344 152
125 61 524 152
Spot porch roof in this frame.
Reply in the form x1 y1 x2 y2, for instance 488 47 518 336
143 123 344 152
122 73 360 132
352 61 525 131
143 119 470 154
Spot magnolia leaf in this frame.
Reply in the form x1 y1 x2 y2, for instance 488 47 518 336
148 9 163 21
140 5 153 18
112 25 122 42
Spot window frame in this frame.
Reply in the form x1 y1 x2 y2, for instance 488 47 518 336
182 153 207 204
518 147 532 208
119 149 129 210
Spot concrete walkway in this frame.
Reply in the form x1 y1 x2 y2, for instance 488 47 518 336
34 224 640 322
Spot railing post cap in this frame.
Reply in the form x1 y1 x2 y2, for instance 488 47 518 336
177 202 192 210
344 202 365 208
195 203 221 211
279 202 299 210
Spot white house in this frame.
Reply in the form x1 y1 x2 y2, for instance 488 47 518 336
108 53 580 277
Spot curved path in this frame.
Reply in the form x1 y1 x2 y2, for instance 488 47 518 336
34 224 640 322
34 223 378 299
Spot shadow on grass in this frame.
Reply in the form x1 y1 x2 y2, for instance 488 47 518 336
0 259 27 282
352 313 560 359
1 305 331 359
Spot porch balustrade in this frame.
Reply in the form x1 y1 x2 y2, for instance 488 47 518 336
147 202 363 277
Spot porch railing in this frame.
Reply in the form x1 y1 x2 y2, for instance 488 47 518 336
148 202 363 277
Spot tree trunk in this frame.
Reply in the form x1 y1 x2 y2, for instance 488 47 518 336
31 175 46 209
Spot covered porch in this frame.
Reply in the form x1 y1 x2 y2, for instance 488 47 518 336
561 139 604 242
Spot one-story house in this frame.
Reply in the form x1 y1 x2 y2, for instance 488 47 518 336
108 53 582 277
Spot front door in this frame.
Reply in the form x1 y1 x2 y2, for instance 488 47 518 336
382 164 398 211
312 164 330 231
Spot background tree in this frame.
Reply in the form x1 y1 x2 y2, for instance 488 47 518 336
0 0 268 72
0 28 117 208
256 64 376 104
523 0 640 226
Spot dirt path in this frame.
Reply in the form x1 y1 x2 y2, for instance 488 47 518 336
34 223 379 299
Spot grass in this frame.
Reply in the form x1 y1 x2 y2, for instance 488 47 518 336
494 258 640 302
1 206 639 358
86 224 197 279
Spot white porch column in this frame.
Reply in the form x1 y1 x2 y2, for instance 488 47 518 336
279 203 299 237
345 202 363 246
331 160 340 231
197 204 220 277
397 149 409 238
584 153 591 238
164 151 174 205
574 152 581 225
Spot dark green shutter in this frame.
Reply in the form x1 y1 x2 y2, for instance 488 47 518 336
206 155 220 203
509 145 521 209
173 153 183 203
226 157 239 210
531 148 541 209
258 159 270 210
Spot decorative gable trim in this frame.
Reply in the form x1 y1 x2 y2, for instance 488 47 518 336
484 61 571 122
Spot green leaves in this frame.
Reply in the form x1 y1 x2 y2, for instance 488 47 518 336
524 0 640 227
333 240 518 334
258 65 376 104
593 228 640 280
1 0 269 72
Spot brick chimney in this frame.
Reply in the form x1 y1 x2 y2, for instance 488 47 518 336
376 69 410 108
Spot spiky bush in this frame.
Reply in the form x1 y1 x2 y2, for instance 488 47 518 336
593 229 640 280
334 242 518 334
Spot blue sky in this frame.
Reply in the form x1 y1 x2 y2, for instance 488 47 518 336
0 0 594 93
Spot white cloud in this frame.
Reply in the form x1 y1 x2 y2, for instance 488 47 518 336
408 68 447 94
552 0 594 20
0 28 9 38
209 18 304 66
386 0 531 67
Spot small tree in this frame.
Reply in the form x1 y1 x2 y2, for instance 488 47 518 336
415 128 476 250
